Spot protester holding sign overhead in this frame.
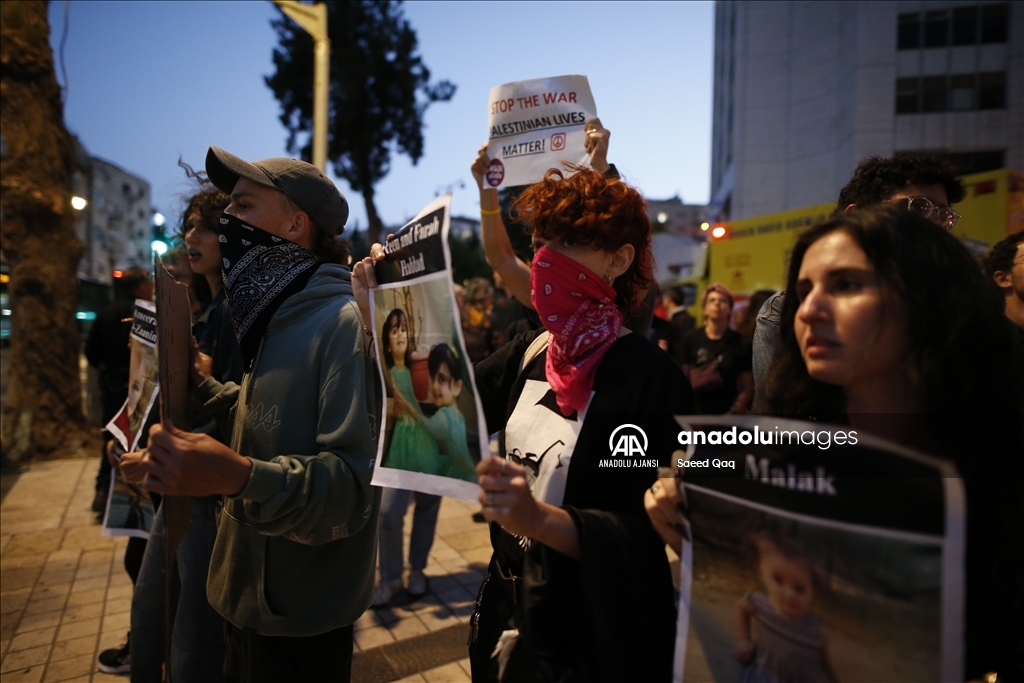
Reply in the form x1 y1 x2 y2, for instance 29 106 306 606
647 207 1024 681
474 116 613 311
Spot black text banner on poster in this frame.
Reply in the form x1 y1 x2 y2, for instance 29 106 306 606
375 208 448 285
674 417 948 536
485 75 597 189
131 304 157 346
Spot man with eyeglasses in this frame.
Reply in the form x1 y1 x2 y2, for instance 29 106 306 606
751 153 966 411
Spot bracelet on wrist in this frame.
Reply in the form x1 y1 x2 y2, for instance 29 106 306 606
480 207 502 217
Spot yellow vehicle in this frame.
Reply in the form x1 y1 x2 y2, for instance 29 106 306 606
680 168 1024 323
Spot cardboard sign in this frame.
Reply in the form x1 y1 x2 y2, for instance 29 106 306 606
370 195 489 501
485 75 597 188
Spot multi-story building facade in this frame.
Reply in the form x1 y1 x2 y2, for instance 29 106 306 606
72 141 154 286
710 0 1022 220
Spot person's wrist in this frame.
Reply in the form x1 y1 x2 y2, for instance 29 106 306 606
527 500 554 542
227 455 253 497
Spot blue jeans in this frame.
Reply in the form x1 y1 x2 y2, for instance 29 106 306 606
378 488 440 582
131 497 225 683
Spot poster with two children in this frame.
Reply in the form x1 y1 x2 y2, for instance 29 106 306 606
369 195 488 501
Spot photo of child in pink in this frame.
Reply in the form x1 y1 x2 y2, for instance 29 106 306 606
735 532 838 683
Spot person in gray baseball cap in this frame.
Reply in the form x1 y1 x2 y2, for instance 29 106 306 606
121 148 380 682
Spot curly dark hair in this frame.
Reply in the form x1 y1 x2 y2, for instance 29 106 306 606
764 207 1019 421
178 188 230 309
983 230 1024 281
179 189 230 239
511 165 652 315
836 154 966 210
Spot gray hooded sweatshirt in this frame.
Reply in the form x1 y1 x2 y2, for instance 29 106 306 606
196 263 380 636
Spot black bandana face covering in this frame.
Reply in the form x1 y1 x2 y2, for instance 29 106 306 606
217 212 320 370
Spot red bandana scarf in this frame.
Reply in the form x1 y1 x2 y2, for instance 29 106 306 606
530 246 624 416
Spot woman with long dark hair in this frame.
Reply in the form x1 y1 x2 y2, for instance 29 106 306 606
647 207 1024 681
128 183 242 683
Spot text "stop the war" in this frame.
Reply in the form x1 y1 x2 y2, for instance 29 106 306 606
491 91 579 114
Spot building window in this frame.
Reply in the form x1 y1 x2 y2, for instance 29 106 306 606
923 10 949 48
951 6 978 45
898 13 921 50
979 72 1006 109
896 78 920 113
896 72 1006 114
949 74 976 111
901 4 1007 49
980 4 1008 44
922 76 947 112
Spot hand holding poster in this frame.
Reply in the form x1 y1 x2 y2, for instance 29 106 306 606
102 299 159 539
670 416 964 683
369 195 489 501
485 75 597 188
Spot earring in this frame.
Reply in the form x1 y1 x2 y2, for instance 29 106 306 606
604 274 613 285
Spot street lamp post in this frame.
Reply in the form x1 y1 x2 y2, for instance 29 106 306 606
272 1 330 173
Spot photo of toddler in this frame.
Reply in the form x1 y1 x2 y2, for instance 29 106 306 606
735 532 838 683
420 343 476 482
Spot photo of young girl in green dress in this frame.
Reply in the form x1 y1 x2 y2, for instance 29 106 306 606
373 277 486 499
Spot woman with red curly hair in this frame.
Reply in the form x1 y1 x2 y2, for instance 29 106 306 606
355 157 694 682
465 161 693 681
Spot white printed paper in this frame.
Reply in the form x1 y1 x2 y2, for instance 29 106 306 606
485 75 597 188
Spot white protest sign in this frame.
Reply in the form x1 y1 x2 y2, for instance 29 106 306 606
485 75 597 188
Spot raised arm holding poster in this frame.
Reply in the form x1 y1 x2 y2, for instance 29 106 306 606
669 415 964 683
485 75 597 188
102 299 159 538
369 194 489 501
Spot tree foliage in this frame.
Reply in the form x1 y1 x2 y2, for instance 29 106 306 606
0 0 91 461
266 0 455 245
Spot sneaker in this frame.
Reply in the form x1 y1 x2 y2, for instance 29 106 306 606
407 569 428 597
97 633 130 674
371 579 403 607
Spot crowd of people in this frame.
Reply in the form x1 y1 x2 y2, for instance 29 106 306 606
79 118 1024 683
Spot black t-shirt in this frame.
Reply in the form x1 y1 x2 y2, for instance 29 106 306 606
191 291 243 442
84 298 135 400
471 330 694 681
679 326 752 414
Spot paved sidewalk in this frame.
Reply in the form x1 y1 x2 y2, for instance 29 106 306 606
1 457 491 682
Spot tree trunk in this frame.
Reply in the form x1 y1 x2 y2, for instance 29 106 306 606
0 0 90 461
363 185 384 248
